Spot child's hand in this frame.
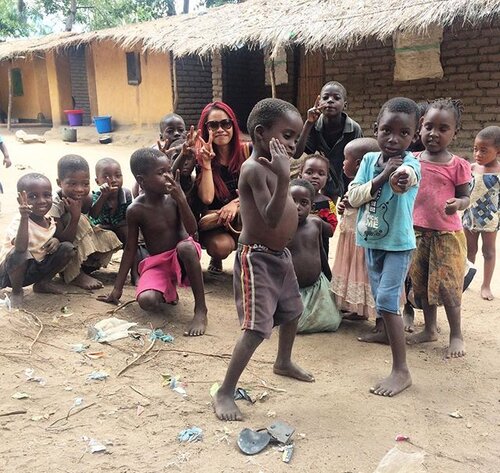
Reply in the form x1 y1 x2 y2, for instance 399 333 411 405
390 169 410 193
63 196 81 220
157 136 173 156
3 155 11 168
182 126 197 155
217 200 239 226
196 129 215 164
258 138 290 180
97 288 122 305
100 177 119 196
42 237 60 254
306 95 324 123
383 156 404 176
165 169 184 200
445 198 460 215
17 191 32 217
337 195 350 215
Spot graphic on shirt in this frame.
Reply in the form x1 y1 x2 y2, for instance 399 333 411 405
358 189 393 241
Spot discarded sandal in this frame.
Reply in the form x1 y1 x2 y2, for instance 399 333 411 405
237 428 271 455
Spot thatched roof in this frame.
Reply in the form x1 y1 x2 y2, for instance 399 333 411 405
1 0 499 60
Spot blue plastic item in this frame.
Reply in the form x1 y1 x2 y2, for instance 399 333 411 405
93 115 112 134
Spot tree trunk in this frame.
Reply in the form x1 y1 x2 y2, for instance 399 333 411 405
65 0 77 31
183 0 189 14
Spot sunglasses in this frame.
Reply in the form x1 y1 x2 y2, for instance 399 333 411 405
206 119 233 131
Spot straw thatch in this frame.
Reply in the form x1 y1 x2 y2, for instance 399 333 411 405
1 0 499 60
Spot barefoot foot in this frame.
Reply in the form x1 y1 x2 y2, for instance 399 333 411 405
358 330 389 344
33 279 65 295
273 361 315 382
72 272 103 290
447 336 466 358
403 304 415 333
370 369 412 397
10 290 24 308
213 390 242 421
342 311 368 321
184 308 207 337
406 329 438 345
481 286 494 301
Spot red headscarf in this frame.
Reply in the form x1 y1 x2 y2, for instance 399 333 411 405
197 102 246 202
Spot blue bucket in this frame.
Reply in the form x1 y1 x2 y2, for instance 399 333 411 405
93 115 112 134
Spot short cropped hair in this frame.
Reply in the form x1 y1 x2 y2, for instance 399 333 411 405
290 178 315 201
57 154 89 180
302 153 330 171
247 98 301 141
130 148 164 177
17 173 51 193
477 125 500 147
321 81 347 100
426 98 464 130
95 157 120 175
377 97 419 127
344 138 380 160
159 113 185 130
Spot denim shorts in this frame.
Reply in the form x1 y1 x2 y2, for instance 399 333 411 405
364 248 413 316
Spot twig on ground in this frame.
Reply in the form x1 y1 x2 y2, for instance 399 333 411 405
20 309 44 354
117 338 156 377
0 409 27 417
130 385 151 399
106 299 136 315
47 402 97 429
258 380 287 393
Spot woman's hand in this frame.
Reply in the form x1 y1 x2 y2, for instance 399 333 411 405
217 200 239 227
196 129 215 165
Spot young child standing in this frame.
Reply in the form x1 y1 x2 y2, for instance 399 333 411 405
0 174 75 307
348 97 421 397
300 153 337 258
463 126 500 301
98 148 208 337
293 81 363 199
89 158 132 244
49 155 122 290
331 138 379 320
214 99 314 422
288 179 341 333
407 99 471 358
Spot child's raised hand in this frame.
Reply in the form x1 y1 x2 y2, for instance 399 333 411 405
258 138 290 179
42 237 60 254
196 129 215 164
306 95 323 123
100 177 119 195
63 196 81 219
157 136 173 156
383 156 404 176
445 198 460 215
17 191 32 217
97 288 122 305
165 169 184 200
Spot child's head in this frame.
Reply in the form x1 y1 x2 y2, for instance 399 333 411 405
474 126 500 166
130 148 171 194
95 158 123 191
420 98 463 154
57 154 90 201
300 153 329 195
408 101 430 152
319 81 347 119
17 173 52 218
290 178 315 224
159 113 186 145
375 97 419 158
247 98 303 158
343 138 380 179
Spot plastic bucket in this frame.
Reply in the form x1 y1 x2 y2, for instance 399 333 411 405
64 110 84 126
62 127 77 142
93 116 112 134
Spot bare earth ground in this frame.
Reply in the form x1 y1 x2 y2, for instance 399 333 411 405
0 131 499 473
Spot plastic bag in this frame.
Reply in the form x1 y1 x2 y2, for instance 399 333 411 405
373 447 425 473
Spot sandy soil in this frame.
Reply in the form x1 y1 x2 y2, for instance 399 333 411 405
0 131 498 473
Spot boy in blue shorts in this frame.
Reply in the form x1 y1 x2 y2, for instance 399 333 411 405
348 97 421 397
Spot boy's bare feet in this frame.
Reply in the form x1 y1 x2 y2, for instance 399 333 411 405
447 337 466 358
213 390 242 421
403 304 415 332
273 361 315 382
358 320 389 344
11 290 24 308
184 308 207 337
33 280 65 295
480 286 494 301
72 272 103 290
370 369 412 397
406 329 438 345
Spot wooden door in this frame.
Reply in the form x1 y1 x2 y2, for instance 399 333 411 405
297 47 325 116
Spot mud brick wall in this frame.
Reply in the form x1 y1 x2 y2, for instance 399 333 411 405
324 25 500 157
175 55 213 127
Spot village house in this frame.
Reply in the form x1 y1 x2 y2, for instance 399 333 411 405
0 0 498 154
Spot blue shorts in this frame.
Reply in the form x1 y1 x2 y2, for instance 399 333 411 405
365 249 413 316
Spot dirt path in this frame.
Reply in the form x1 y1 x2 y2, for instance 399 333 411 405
0 132 498 472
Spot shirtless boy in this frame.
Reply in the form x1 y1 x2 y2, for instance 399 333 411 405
214 99 314 422
98 148 207 337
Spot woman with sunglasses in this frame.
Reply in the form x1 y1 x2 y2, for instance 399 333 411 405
196 102 251 274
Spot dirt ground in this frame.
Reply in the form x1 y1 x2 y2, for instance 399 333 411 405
0 130 498 473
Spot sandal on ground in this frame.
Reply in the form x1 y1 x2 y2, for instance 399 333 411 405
208 257 223 275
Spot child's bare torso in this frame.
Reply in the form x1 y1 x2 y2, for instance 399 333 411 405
131 195 188 255
239 159 298 251
287 216 322 287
